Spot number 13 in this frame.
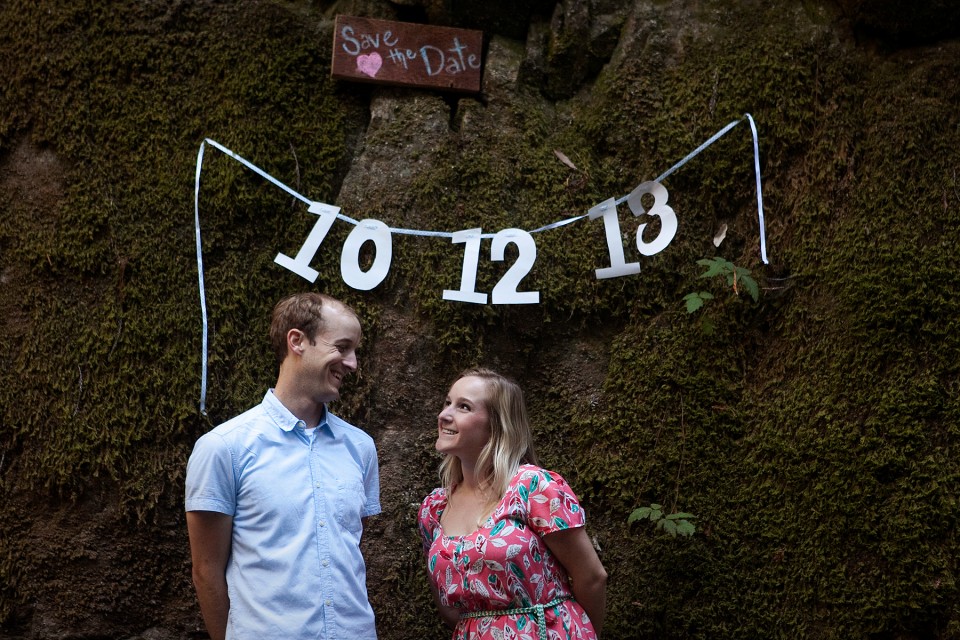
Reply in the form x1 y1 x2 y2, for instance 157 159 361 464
588 181 677 279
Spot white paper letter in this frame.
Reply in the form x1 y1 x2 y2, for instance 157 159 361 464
588 198 641 279
443 228 487 304
490 229 539 304
274 202 340 282
626 181 677 256
340 219 392 291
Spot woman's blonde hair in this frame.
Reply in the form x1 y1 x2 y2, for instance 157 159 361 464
439 368 539 500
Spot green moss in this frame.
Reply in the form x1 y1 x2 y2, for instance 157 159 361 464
1 0 959 636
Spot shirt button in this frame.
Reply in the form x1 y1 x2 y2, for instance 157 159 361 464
319 520 326 527
322 560 329 567
325 599 333 606
315 482 321 488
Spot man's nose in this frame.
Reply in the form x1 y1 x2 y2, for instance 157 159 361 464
343 350 358 371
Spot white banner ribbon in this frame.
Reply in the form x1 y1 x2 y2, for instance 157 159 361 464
194 114 768 410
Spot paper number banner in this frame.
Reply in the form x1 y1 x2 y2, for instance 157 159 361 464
194 114 768 411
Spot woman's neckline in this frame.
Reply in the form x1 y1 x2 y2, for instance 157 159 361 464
436 464 535 538
439 487 500 539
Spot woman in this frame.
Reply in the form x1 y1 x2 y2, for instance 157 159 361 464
418 368 607 640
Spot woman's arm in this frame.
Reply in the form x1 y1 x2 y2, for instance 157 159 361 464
428 577 462 629
544 526 608 636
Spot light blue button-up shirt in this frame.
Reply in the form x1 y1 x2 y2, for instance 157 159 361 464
185 390 380 639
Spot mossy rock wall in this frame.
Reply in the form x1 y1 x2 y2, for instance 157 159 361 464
0 0 958 638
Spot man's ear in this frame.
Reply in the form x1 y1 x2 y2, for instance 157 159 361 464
287 328 306 356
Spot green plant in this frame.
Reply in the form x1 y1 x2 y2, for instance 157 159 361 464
628 503 697 537
682 290 715 313
684 257 760 314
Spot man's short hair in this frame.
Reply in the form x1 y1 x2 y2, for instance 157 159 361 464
269 293 358 366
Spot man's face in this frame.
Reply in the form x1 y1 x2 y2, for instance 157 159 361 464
299 305 362 404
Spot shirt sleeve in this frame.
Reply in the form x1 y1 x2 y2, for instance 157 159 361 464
517 467 586 537
362 441 381 518
184 431 237 515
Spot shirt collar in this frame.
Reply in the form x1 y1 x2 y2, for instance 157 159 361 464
264 389 328 432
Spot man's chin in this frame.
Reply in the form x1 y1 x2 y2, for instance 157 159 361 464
317 389 340 404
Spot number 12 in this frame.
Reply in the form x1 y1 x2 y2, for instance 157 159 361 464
443 228 540 305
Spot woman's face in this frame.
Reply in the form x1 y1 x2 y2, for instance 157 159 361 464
436 375 492 462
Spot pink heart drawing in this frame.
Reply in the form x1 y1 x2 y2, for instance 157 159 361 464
356 52 382 78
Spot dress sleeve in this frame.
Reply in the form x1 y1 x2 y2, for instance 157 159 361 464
515 467 586 537
417 488 445 554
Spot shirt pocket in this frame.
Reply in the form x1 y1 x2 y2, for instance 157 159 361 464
335 478 365 536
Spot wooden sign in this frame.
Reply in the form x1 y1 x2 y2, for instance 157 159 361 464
332 15 483 93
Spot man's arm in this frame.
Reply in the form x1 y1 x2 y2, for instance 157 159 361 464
187 510 233 640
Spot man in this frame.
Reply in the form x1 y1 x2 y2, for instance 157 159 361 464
185 292 380 639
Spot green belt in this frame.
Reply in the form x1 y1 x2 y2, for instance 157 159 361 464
460 595 572 640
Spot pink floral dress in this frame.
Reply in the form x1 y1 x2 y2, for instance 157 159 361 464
418 464 597 640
